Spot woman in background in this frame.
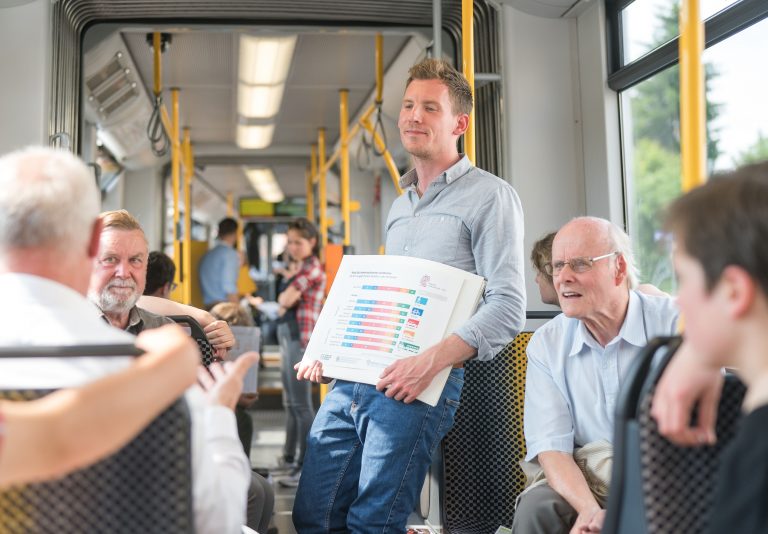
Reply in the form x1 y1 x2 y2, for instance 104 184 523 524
275 218 326 487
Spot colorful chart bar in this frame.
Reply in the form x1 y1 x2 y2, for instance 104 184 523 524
361 285 416 294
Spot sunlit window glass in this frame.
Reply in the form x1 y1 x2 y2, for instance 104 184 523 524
621 0 738 65
621 14 768 293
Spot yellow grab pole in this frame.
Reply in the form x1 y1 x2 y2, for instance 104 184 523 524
306 167 315 221
318 128 328 249
361 117 403 196
461 0 476 164
226 192 234 217
375 34 384 104
182 127 193 305
171 89 181 275
152 32 162 97
340 90 351 246
679 0 706 191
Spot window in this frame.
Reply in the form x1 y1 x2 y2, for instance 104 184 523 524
621 12 768 292
621 0 740 65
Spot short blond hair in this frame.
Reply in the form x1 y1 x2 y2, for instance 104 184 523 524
210 302 253 326
406 58 473 116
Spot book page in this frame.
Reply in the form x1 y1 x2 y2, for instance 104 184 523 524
304 255 484 405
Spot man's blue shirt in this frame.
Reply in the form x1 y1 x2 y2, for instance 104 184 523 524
199 241 239 306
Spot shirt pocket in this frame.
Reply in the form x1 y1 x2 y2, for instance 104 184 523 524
415 214 464 263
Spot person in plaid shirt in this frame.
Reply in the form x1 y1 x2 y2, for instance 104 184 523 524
275 218 326 487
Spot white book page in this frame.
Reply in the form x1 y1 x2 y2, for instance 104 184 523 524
305 255 484 405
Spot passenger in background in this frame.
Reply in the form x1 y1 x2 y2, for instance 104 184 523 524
199 217 241 308
144 250 176 298
651 162 768 533
531 231 559 306
293 59 526 531
513 217 678 534
275 218 325 488
88 209 258 533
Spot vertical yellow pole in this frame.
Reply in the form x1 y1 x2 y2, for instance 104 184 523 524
462 0 476 164
318 129 328 249
182 127 193 305
227 192 234 217
375 34 384 104
152 32 162 97
309 145 320 224
339 90 351 246
171 89 181 290
679 0 706 191
306 167 315 220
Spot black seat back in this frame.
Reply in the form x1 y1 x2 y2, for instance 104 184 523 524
441 333 532 533
0 345 195 533
169 315 217 366
604 336 746 534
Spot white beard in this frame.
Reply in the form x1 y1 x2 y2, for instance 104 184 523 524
90 278 140 315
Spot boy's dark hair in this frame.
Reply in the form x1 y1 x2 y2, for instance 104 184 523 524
288 217 321 257
666 161 768 295
144 251 176 295
218 217 238 238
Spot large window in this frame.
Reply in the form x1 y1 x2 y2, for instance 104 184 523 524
618 2 768 292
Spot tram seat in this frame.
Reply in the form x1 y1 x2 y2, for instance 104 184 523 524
603 336 746 534
169 314 218 366
440 332 532 533
0 344 195 533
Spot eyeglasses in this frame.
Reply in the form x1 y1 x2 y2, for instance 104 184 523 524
170 282 178 292
545 251 619 276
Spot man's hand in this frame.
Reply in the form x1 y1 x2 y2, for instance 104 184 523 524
294 359 332 384
376 335 474 404
134 324 199 381
197 352 260 410
650 341 723 446
376 351 441 404
204 319 235 358
571 508 605 533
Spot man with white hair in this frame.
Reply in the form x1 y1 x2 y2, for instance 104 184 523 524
0 147 256 532
512 217 679 534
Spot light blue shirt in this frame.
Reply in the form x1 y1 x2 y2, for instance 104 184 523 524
524 290 679 461
199 241 240 306
385 155 526 361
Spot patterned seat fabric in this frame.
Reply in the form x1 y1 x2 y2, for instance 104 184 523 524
442 333 531 534
604 336 746 534
168 315 218 367
638 375 745 533
0 391 194 533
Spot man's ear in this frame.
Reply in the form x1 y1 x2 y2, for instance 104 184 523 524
718 265 757 319
453 113 470 136
87 218 103 259
614 253 628 286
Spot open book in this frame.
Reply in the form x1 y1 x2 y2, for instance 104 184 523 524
304 254 486 406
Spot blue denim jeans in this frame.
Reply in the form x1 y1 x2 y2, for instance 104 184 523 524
292 368 464 533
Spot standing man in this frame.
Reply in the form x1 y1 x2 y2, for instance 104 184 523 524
199 217 240 308
293 58 526 532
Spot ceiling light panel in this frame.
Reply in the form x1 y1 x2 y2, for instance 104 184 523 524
244 167 285 203
239 35 297 85
236 124 275 149
238 83 284 118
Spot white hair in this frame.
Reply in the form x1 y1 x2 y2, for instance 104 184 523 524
572 216 640 289
0 147 100 254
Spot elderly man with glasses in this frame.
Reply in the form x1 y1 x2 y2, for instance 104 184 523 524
512 216 679 534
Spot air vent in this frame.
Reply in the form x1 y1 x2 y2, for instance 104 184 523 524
86 53 139 119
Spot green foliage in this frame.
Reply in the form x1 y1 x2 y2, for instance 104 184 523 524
627 2 721 290
733 132 768 167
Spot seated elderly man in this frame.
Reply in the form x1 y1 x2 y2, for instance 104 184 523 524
87 209 273 534
512 217 679 534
